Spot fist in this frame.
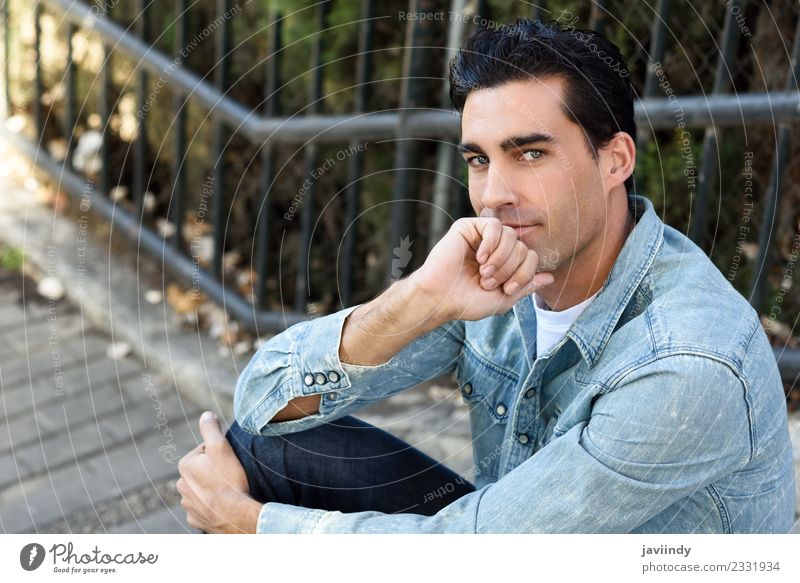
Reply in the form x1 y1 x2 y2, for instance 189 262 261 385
409 217 554 322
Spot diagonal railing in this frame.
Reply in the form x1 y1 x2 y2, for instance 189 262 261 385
1 0 799 383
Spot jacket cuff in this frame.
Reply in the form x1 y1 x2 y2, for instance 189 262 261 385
256 502 329 533
243 305 360 436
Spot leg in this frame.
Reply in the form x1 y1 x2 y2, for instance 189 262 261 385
225 415 475 516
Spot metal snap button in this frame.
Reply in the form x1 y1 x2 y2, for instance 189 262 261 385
463 383 473 395
327 371 340 383
495 403 507 416
518 433 529 445
303 373 315 386
524 387 535 398
314 373 327 385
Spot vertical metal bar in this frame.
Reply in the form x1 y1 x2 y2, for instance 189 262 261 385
688 0 746 246
64 22 76 163
2 0 10 117
169 0 187 253
386 0 431 285
749 12 800 311
210 0 231 280
635 0 671 192
98 4 111 195
33 1 43 142
588 0 608 34
133 0 149 217
642 0 672 99
294 0 330 312
429 0 468 253
340 0 373 308
255 10 282 309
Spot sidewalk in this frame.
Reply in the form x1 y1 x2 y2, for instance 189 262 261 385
0 259 474 533
0 265 203 533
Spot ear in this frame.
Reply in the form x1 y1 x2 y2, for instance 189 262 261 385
600 132 636 191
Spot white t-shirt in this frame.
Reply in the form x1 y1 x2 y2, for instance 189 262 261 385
533 290 600 357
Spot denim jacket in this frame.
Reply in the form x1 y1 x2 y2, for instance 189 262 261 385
233 194 796 533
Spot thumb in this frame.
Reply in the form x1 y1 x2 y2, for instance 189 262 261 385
198 411 225 445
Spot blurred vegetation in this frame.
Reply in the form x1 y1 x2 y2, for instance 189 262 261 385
0 244 24 272
4 0 799 351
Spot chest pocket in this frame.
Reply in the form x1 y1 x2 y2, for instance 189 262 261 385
456 348 519 420
456 347 519 482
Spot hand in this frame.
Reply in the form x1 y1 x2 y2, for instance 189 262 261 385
408 217 554 322
176 411 261 533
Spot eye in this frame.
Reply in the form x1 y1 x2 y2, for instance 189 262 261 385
521 149 544 162
465 155 488 168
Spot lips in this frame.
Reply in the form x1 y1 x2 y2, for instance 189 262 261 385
503 223 541 236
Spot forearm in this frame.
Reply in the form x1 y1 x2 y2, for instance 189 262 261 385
235 276 464 432
339 277 450 366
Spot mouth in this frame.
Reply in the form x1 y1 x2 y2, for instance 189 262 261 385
503 223 541 237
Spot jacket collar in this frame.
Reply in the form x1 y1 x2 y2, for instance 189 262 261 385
513 194 663 368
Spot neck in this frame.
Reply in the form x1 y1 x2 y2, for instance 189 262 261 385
537 196 634 312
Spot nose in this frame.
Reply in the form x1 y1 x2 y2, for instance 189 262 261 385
480 164 517 214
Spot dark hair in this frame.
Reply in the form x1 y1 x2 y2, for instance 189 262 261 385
449 18 637 192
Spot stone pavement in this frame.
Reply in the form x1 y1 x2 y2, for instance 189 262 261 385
0 262 474 533
0 267 204 533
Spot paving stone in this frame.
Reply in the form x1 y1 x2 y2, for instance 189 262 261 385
60 332 112 361
110 504 197 534
0 300 52 333
0 335 106 387
1 369 190 451
2 312 86 354
2 392 202 489
1 355 142 419
0 424 199 532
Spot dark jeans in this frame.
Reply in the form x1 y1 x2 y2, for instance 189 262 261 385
225 415 475 516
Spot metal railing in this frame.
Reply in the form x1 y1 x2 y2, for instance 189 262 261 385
2 0 799 383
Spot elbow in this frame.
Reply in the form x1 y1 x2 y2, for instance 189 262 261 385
232 369 257 433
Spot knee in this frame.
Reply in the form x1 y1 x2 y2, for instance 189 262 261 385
225 419 255 452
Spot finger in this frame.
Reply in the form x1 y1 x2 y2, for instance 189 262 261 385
480 227 517 288
492 240 530 288
178 444 203 472
522 271 555 295
500 248 540 295
198 411 225 447
474 219 503 264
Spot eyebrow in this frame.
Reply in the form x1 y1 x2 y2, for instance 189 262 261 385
457 132 556 155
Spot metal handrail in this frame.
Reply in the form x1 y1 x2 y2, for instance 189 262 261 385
43 0 800 144
5 0 800 382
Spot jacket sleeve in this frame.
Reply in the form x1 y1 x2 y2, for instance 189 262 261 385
233 304 466 437
253 354 754 532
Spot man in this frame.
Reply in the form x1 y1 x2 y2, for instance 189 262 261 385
176 18 796 533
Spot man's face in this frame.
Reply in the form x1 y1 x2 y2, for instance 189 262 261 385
459 76 611 275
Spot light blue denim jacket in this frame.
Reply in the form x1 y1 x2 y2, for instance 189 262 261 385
234 194 796 533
